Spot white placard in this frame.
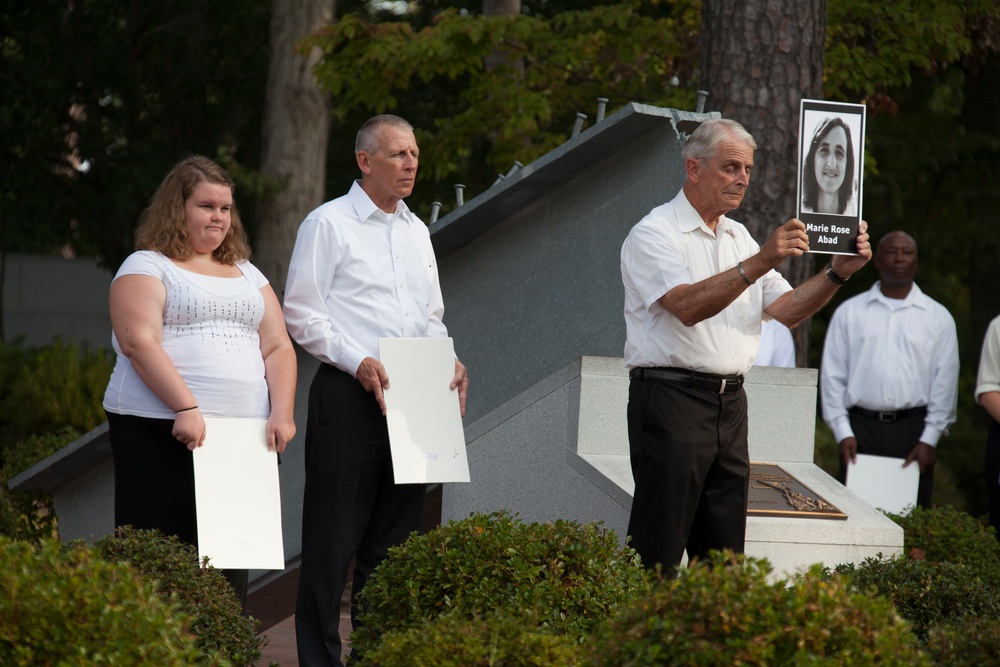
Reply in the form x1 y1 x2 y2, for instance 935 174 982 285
379 337 470 484
192 417 285 569
845 452 920 515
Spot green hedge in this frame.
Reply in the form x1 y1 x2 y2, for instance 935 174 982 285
588 552 928 666
0 338 111 460
836 556 1000 642
0 536 210 666
836 507 1000 645
352 510 647 657
888 505 1000 589
0 339 113 545
365 611 584 666
94 527 265 666
0 427 80 543
924 615 1000 667
354 510 1000 663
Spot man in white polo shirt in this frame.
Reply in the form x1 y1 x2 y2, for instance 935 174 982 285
621 118 872 572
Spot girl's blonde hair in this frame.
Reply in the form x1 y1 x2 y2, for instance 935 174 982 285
134 155 251 263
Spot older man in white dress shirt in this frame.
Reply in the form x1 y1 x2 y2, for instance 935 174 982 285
821 230 959 509
283 114 469 667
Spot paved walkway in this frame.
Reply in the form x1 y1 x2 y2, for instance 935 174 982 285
250 568 352 667
258 613 352 667
258 615 299 667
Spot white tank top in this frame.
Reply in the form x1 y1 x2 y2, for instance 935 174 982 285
103 250 271 419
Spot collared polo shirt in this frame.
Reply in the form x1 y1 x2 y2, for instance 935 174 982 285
621 189 791 375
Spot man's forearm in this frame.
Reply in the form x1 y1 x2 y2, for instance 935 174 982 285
657 265 753 326
767 270 840 328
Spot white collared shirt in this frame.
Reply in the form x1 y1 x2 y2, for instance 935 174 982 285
820 281 959 446
620 189 792 375
283 181 447 376
755 318 796 368
974 314 1000 403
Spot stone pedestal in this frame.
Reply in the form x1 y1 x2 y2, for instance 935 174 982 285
444 356 902 578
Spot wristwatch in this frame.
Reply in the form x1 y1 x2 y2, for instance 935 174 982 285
825 263 849 285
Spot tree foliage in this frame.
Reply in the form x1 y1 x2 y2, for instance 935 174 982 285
308 1 700 216
825 0 998 102
5 0 996 275
821 0 1000 263
0 0 272 269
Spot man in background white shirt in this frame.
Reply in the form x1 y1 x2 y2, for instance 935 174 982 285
821 230 958 509
755 318 796 368
283 114 469 667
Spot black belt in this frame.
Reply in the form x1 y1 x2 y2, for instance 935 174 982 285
849 406 928 423
629 367 744 395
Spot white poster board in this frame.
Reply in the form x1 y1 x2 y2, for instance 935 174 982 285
192 417 285 569
378 337 470 484
845 453 919 515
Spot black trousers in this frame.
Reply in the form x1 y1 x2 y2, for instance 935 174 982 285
986 420 1000 541
841 408 934 509
295 364 427 667
106 411 248 607
626 378 749 572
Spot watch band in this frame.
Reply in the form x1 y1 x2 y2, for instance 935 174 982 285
825 263 849 285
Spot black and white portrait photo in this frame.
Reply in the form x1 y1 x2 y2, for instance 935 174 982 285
797 100 866 255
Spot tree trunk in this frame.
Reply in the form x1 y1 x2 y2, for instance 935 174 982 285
482 0 524 154
483 0 523 75
255 0 335 295
483 0 520 17
699 0 827 366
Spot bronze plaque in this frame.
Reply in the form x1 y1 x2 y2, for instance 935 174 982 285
747 463 846 520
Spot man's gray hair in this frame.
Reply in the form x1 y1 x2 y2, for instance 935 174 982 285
682 118 757 161
355 114 414 154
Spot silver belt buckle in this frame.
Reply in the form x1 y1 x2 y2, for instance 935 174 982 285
719 379 727 395
878 411 894 422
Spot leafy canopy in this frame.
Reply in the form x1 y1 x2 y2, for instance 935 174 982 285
307 2 700 214
826 0 1000 103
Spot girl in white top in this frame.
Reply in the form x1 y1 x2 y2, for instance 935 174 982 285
104 250 273 419
102 156 296 607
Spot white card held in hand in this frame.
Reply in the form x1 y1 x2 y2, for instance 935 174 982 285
192 417 285 570
845 453 919 515
378 337 470 484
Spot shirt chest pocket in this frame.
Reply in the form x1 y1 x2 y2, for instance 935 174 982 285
396 246 433 307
